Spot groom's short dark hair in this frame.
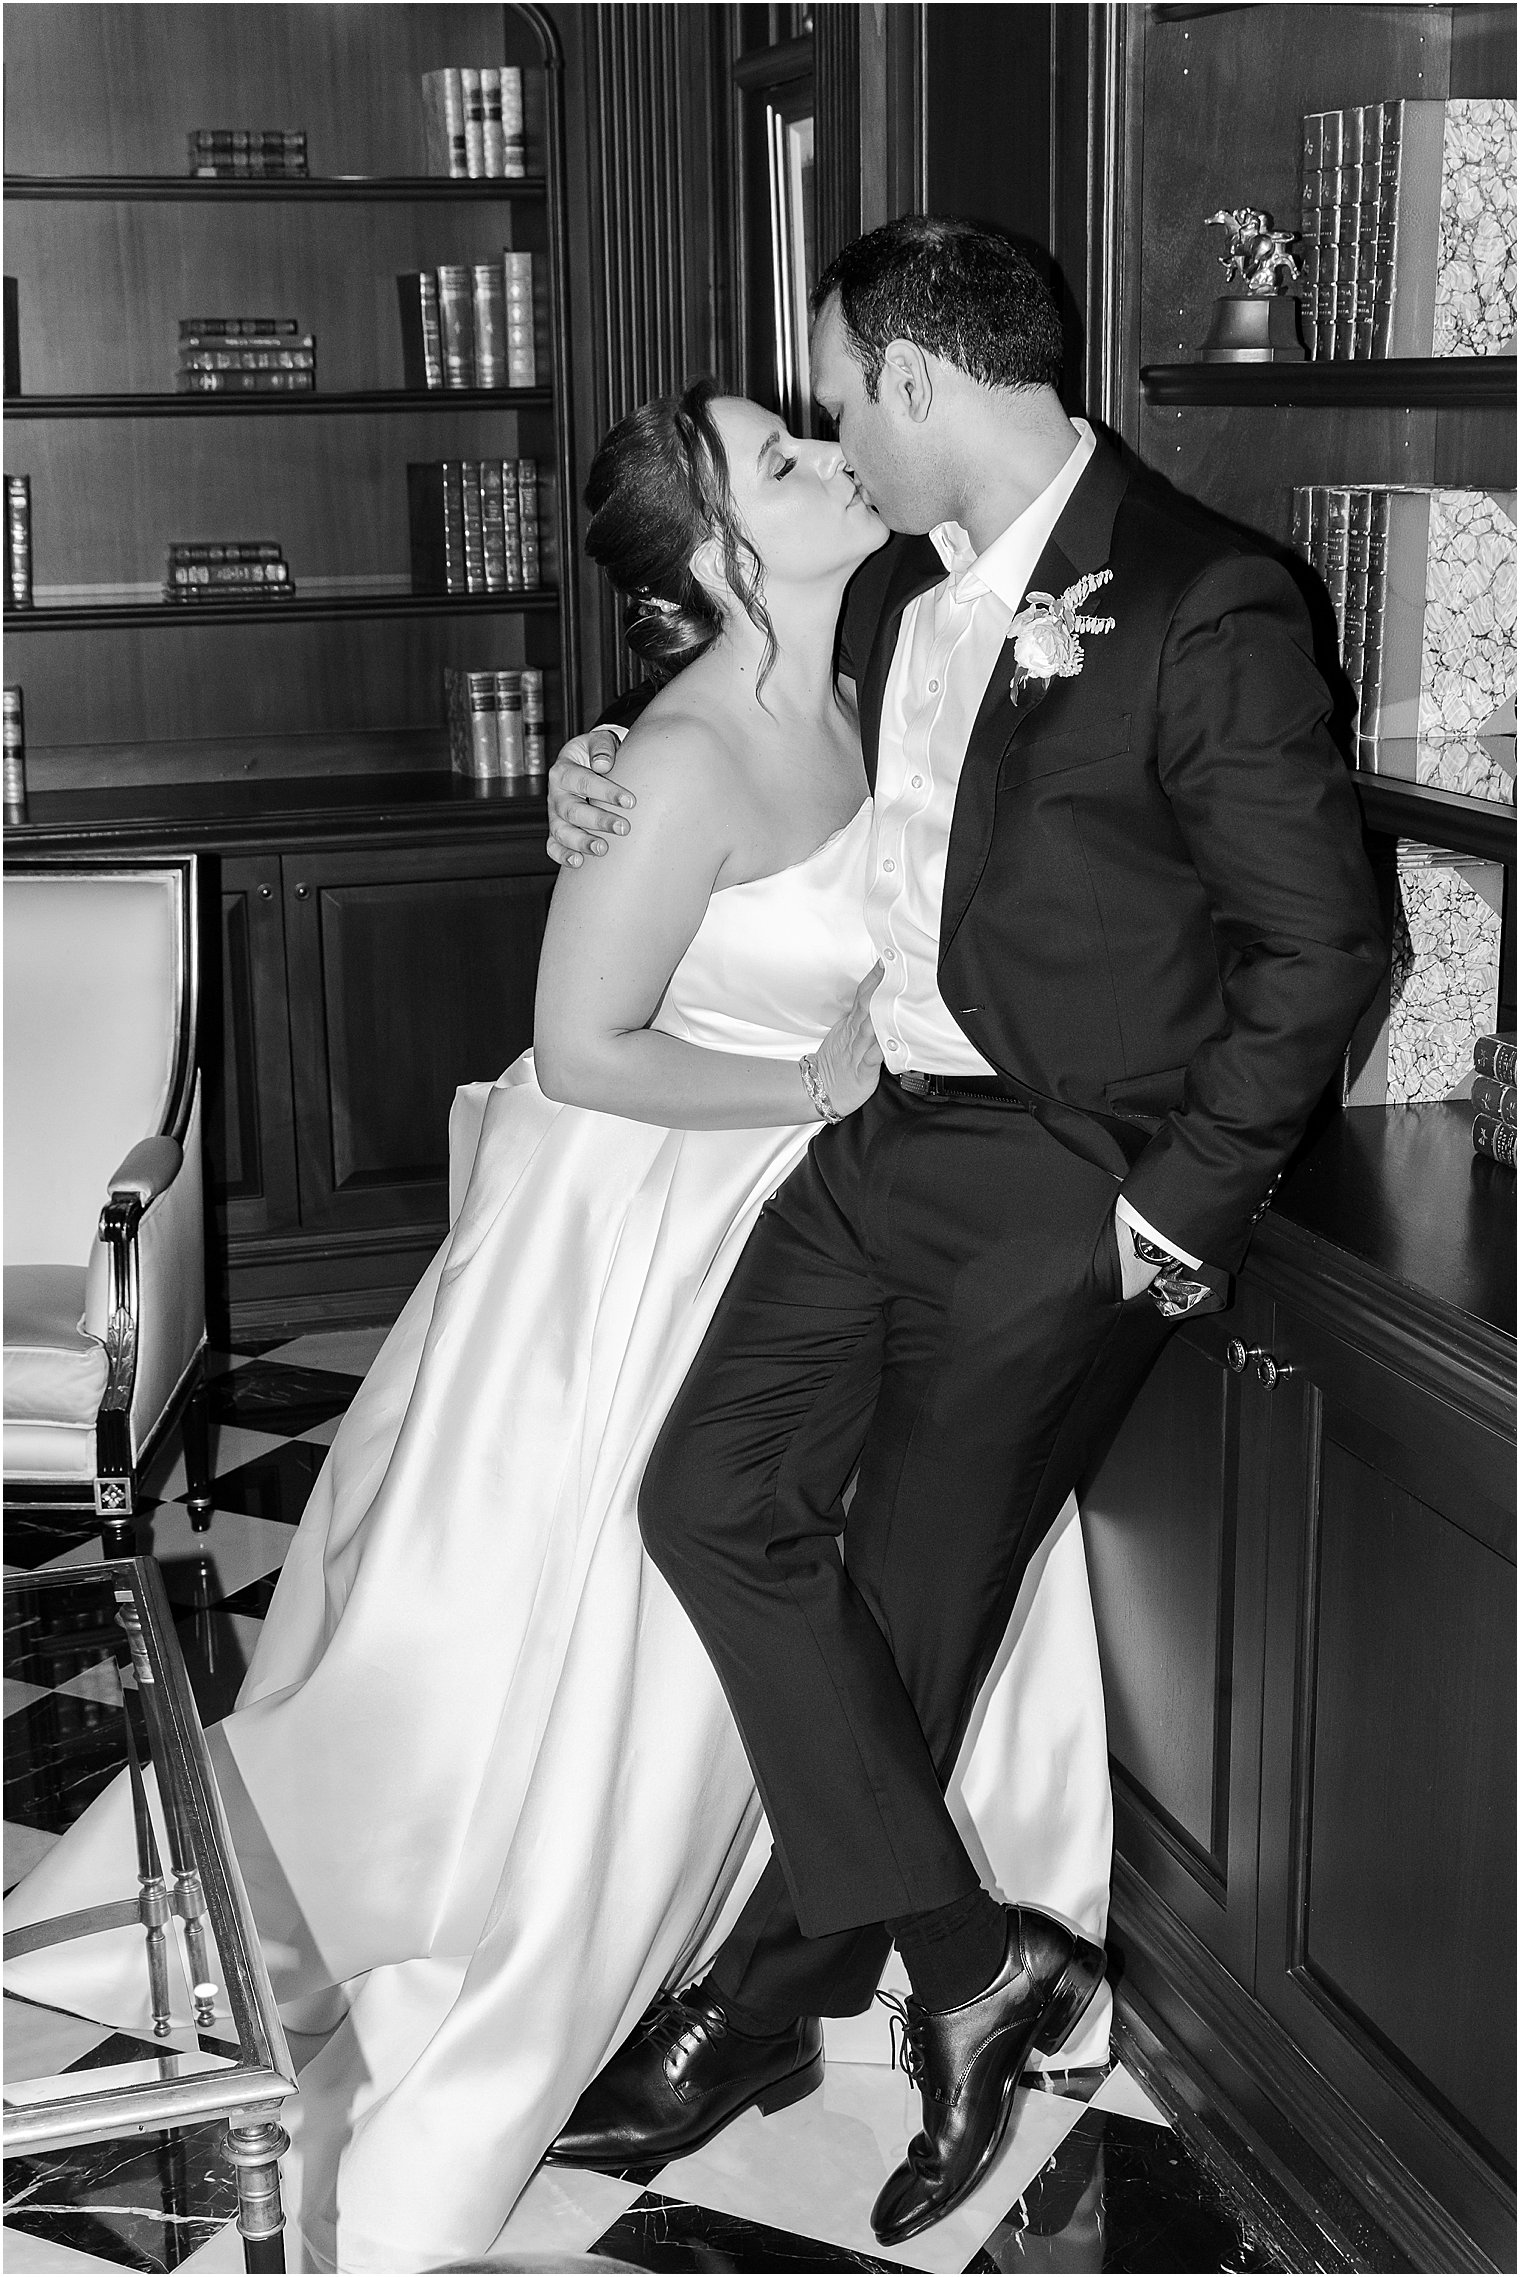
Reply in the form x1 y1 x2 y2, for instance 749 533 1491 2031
811 215 1063 401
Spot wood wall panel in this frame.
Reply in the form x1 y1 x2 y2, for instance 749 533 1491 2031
204 854 300 1243
814 4 860 273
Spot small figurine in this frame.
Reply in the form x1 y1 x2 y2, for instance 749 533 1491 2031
1205 208 1301 296
1198 206 1305 363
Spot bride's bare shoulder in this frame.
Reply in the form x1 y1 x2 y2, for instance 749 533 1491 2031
614 682 740 820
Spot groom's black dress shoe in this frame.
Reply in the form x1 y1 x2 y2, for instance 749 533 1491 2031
870 1906 1105 2247
546 1985 824 2172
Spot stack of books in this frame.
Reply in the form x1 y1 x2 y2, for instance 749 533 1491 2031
3 685 25 813
397 254 534 390
6 474 31 608
1299 98 1516 360
164 541 295 603
445 665 546 778
420 68 526 178
1344 842 1505 1106
1472 1034 1517 1165
1290 482 1517 806
408 460 542 595
177 317 315 394
188 129 308 179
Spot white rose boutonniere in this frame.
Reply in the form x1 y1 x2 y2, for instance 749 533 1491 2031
1008 568 1116 701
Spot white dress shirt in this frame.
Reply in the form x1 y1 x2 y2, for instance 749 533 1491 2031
862 418 1196 1267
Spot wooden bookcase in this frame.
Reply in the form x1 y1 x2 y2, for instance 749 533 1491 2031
2 5 575 1336
1065 8 1517 2268
2 2 580 786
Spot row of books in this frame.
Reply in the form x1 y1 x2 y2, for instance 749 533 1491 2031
421 68 527 179
3 685 24 812
164 540 295 602
7 474 30 607
1290 483 1517 808
188 128 308 179
409 460 542 596
445 665 546 778
1299 98 1516 360
1472 1034 1516 1166
1344 845 1506 1109
397 255 535 391
176 316 315 395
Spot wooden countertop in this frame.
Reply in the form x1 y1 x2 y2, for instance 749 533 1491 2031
4 771 552 853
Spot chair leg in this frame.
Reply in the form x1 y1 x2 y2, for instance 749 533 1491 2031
184 1369 214 1529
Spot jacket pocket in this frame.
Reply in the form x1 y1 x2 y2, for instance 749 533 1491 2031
1104 1064 1188 1119
1002 714 1133 786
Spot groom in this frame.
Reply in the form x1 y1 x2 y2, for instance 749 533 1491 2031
543 217 1385 2243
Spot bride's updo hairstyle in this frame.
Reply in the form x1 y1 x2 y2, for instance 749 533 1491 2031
584 377 778 696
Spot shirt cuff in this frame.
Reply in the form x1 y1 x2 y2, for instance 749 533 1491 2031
1115 1196 1202 1272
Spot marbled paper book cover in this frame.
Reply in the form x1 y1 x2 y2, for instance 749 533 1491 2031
1344 844 1505 1105
1434 99 1518 358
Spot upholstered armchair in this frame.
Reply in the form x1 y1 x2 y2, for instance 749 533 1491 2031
4 857 212 1555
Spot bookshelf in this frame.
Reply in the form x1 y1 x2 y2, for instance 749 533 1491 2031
1 3 577 1340
1071 10 1516 2269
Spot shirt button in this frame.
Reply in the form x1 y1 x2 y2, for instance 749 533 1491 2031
884 948 897 961
883 858 896 873
911 775 924 789
927 678 940 693
886 1038 902 1054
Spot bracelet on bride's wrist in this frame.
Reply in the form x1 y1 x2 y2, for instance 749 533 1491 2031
799 1051 841 1123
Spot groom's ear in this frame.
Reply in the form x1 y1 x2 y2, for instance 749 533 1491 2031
880 337 933 426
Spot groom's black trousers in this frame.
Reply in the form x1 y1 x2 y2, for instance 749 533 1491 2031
638 1072 1171 2027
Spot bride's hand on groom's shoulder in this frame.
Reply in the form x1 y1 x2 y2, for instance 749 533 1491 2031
815 963 885 1119
546 726 636 868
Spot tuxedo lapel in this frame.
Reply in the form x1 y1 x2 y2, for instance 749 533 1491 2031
937 444 1130 968
856 536 945 788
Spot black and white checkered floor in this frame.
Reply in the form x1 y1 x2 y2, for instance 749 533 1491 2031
6 1336 1293 2275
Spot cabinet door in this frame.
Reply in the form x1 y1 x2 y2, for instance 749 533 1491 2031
1256 1301 1516 2260
282 841 556 1237
203 854 300 1241
1081 1290 1273 1986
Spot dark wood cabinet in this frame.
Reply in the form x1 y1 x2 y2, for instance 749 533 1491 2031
207 855 301 1241
1087 1109 1516 2271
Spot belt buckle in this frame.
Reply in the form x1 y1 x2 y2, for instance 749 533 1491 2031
896 1070 932 1096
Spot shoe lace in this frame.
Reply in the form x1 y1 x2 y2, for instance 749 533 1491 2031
641 1989 726 2061
877 1989 928 2088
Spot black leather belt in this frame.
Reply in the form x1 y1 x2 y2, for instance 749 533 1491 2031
889 1069 1034 1108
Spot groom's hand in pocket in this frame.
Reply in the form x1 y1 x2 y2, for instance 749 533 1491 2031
547 725 634 868
1113 1212 1164 1303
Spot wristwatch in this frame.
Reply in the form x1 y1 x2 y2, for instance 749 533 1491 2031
1130 1233 1214 1321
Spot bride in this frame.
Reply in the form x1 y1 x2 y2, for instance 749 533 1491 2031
5 380 1113 2274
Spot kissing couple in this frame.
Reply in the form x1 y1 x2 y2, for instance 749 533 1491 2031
5 215 1384 2273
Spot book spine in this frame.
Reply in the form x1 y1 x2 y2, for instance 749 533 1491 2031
521 666 545 771
169 541 283 561
420 70 464 179
480 461 507 591
397 274 444 390
468 668 501 776
1341 488 1371 706
494 668 527 777
1471 1076 1518 1125
438 266 476 388
461 67 486 179
1333 110 1361 361
443 668 468 773
408 462 462 595
481 67 505 178
1351 105 1380 359
1367 101 1399 357
501 66 526 177
1289 485 1313 565
1474 1034 1517 1084
4 274 18 398
1324 487 1351 651
3 683 25 810
180 348 315 370
503 251 535 387
1299 112 1325 361
517 458 540 586
461 461 486 595
6 474 32 608
167 560 289 586
179 334 315 354
1381 100 1446 358
1472 1113 1517 1166
179 317 299 337
472 264 507 388
1317 109 1344 358
501 459 524 589
1355 489 1392 761
175 371 315 391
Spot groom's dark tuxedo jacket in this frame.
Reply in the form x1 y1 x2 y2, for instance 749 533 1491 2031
835 440 1386 1273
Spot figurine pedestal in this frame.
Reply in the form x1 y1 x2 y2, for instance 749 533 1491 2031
1199 294 1305 363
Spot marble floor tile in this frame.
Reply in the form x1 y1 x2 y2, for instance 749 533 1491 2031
166 2221 247 2274
54 1662 125 1712
3 1997 113 2085
4 1820 62 1893
261 1328 388 1378
3 2118 239 2274
292 1415 345 1448
3 1690 128 1835
591 2191 911 2273
2 1516 105 1575
204 1362 358 1438
966 2110 1284 2274
133 1427 288 1523
144 1514 297 1614
487 2164 652 2260
170 1611 266 1725
652 2060 1086 2273
204 1574 281 1623
193 1444 328 1529
6 1676 50 1717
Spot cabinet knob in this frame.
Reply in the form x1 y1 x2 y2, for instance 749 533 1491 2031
259 884 273 900
1226 1339 1257 1374
1254 1353 1295 1391
294 883 309 898
1226 1340 1295 1389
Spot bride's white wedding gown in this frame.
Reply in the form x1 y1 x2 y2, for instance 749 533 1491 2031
5 800 1114 2273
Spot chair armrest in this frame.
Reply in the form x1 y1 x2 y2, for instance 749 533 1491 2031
106 1135 183 1208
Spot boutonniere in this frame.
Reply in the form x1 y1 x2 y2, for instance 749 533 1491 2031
1008 569 1115 700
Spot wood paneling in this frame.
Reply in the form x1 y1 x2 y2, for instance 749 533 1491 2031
283 841 553 1229
814 4 860 272
202 854 299 1243
924 7 1051 256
